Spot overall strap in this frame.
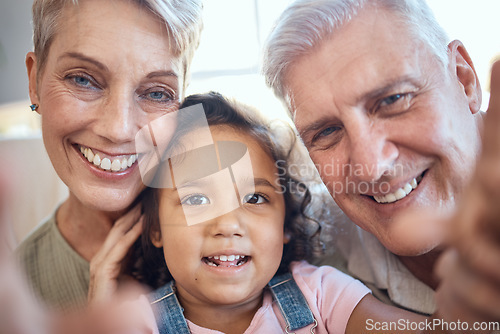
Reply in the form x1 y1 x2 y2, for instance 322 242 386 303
148 281 191 334
268 272 318 333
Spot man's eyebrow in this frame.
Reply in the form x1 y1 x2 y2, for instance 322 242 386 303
57 52 108 71
297 76 420 139
361 75 420 102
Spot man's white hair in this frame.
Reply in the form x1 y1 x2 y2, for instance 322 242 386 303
262 0 449 105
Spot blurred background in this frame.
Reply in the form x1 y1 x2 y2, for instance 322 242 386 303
1 0 499 242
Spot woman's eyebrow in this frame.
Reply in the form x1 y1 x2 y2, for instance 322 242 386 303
147 70 179 79
57 52 108 71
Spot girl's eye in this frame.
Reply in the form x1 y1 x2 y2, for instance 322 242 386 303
243 193 268 205
181 194 210 206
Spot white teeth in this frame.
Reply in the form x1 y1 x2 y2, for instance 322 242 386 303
86 149 94 163
127 155 135 167
207 255 245 262
373 177 420 204
100 158 111 170
111 159 121 172
79 146 138 172
93 153 101 166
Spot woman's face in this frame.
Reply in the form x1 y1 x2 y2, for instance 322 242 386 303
27 0 183 212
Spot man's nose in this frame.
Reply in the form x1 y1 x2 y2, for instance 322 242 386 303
346 120 399 183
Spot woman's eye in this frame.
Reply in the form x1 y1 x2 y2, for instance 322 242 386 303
243 193 268 205
149 91 168 100
68 75 93 88
143 89 174 102
181 194 210 206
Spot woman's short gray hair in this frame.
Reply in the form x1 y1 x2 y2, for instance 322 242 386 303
32 0 203 89
262 0 449 104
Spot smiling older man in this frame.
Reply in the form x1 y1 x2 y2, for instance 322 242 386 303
263 0 500 322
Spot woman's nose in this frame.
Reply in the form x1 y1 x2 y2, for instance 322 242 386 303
94 90 140 144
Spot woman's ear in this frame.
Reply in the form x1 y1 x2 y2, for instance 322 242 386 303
150 226 163 248
447 40 482 114
26 52 40 114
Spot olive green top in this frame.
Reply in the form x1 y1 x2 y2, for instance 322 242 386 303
16 212 89 310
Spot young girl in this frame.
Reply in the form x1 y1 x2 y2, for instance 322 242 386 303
131 92 424 334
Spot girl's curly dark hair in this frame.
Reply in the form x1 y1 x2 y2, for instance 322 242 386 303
128 92 321 289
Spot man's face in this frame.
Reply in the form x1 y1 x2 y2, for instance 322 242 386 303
285 7 482 255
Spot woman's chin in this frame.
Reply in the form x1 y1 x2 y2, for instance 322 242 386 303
69 186 143 214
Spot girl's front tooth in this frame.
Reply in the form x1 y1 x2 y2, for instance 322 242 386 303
219 255 228 261
227 255 235 261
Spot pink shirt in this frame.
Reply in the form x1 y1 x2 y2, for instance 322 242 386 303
135 261 370 334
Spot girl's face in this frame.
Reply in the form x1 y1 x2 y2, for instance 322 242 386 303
26 0 182 212
153 125 287 309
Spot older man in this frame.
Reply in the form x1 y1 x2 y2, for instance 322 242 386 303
263 0 499 321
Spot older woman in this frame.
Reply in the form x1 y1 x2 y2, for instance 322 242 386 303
17 0 202 310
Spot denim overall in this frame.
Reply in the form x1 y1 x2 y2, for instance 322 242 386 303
148 272 318 334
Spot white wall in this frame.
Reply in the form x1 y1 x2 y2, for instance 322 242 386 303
0 0 33 104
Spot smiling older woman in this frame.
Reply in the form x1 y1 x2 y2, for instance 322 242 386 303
17 0 202 310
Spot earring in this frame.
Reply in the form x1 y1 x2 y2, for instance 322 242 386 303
30 104 39 111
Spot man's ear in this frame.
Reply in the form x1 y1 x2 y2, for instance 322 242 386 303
448 40 482 114
150 226 163 248
26 52 40 114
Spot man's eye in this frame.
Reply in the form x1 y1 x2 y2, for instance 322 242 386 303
380 94 404 106
318 127 338 137
181 194 210 206
243 193 268 204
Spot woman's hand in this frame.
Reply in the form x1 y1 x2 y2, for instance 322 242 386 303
88 204 144 304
